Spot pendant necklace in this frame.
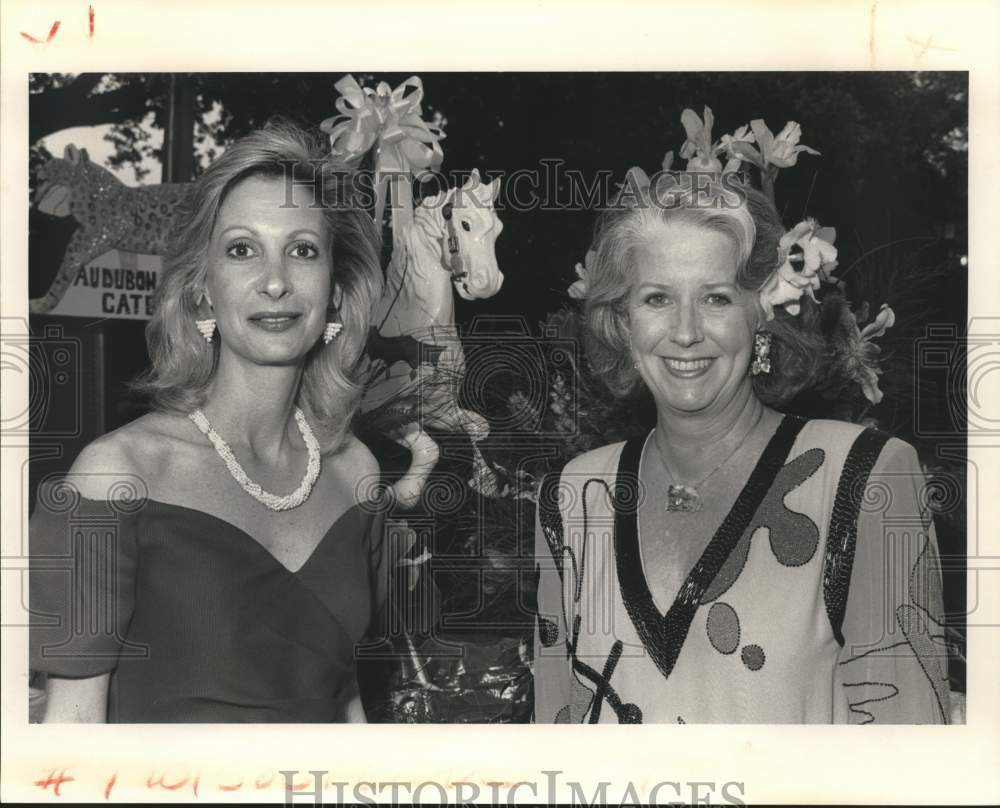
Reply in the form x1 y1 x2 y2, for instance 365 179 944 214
655 409 764 513
188 406 322 511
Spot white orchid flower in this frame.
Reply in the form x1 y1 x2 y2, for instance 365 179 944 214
759 219 838 320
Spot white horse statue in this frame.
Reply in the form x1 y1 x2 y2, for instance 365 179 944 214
362 170 504 508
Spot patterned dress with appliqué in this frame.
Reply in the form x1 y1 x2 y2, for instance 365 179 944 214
29 481 389 723
533 416 951 724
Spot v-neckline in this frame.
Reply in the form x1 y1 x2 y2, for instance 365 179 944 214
142 497 371 576
612 414 806 682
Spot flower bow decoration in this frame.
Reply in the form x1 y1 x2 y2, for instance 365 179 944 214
759 218 838 320
320 74 445 232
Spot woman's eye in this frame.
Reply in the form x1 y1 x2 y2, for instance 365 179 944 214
705 293 732 306
226 240 255 259
289 242 319 259
645 292 668 306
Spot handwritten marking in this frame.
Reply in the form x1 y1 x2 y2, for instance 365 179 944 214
34 769 74 797
255 773 275 789
907 33 958 61
20 21 60 44
103 772 117 800
218 780 244 791
89 6 95 36
146 772 191 791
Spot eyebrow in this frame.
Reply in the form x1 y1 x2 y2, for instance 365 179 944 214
635 281 736 291
217 226 325 240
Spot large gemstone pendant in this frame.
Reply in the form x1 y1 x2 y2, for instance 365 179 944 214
666 484 702 512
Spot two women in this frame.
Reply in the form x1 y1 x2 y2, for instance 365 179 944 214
30 123 387 722
29 119 951 725
533 178 951 723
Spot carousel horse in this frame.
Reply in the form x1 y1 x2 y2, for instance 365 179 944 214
362 170 504 508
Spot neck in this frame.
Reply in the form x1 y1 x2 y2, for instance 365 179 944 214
653 382 764 483
379 219 454 333
200 352 304 462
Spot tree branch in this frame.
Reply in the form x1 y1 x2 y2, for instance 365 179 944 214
30 76 155 144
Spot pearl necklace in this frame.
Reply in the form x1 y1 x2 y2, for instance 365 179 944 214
188 407 321 511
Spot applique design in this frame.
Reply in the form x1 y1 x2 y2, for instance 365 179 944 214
840 468 950 724
706 602 740 655
615 416 807 684
537 615 560 647
842 681 900 724
702 447 824 605
741 644 766 671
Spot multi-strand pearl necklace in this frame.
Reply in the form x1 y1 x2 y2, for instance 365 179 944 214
188 407 321 511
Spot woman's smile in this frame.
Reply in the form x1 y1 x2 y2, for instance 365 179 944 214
661 356 716 378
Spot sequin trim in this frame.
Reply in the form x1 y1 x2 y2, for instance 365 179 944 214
823 428 890 647
613 415 807 683
537 467 567 583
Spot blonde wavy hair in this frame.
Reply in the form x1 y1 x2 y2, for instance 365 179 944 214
133 120 383 452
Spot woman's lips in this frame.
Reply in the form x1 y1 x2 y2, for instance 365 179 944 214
661 357 715 378
248 312 302 332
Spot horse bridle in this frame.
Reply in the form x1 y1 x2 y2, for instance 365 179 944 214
441 202 468 282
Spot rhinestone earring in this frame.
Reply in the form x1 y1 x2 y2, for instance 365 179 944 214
323 322 343 344
195 318 216 343
751 330 772 376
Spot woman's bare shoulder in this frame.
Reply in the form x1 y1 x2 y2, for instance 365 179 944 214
68 412 198 499
562 440 630 479
332 433 380 476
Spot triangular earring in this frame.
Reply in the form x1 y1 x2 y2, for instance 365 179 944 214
196 319 216 343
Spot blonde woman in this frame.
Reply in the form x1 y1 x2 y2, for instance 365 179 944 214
30 122 388 723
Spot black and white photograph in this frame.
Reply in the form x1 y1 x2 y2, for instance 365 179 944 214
22 69 969 726
3 1 998 805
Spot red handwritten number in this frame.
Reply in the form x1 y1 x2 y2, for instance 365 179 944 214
20 21 60 44
34 769 75 797
146 772 190 791
21 7 93 43
104 772 117 800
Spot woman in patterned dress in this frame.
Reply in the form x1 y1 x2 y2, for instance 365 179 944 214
533 177 952 724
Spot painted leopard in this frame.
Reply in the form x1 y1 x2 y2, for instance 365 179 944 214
30 144 190 314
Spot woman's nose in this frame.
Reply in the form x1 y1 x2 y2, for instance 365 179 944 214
261 255 291 299
670 301 704 347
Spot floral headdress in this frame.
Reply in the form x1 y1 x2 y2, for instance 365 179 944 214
570 106 895 405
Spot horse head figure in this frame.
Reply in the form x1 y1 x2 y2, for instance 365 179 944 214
431 169 504 301
362 170 505 508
